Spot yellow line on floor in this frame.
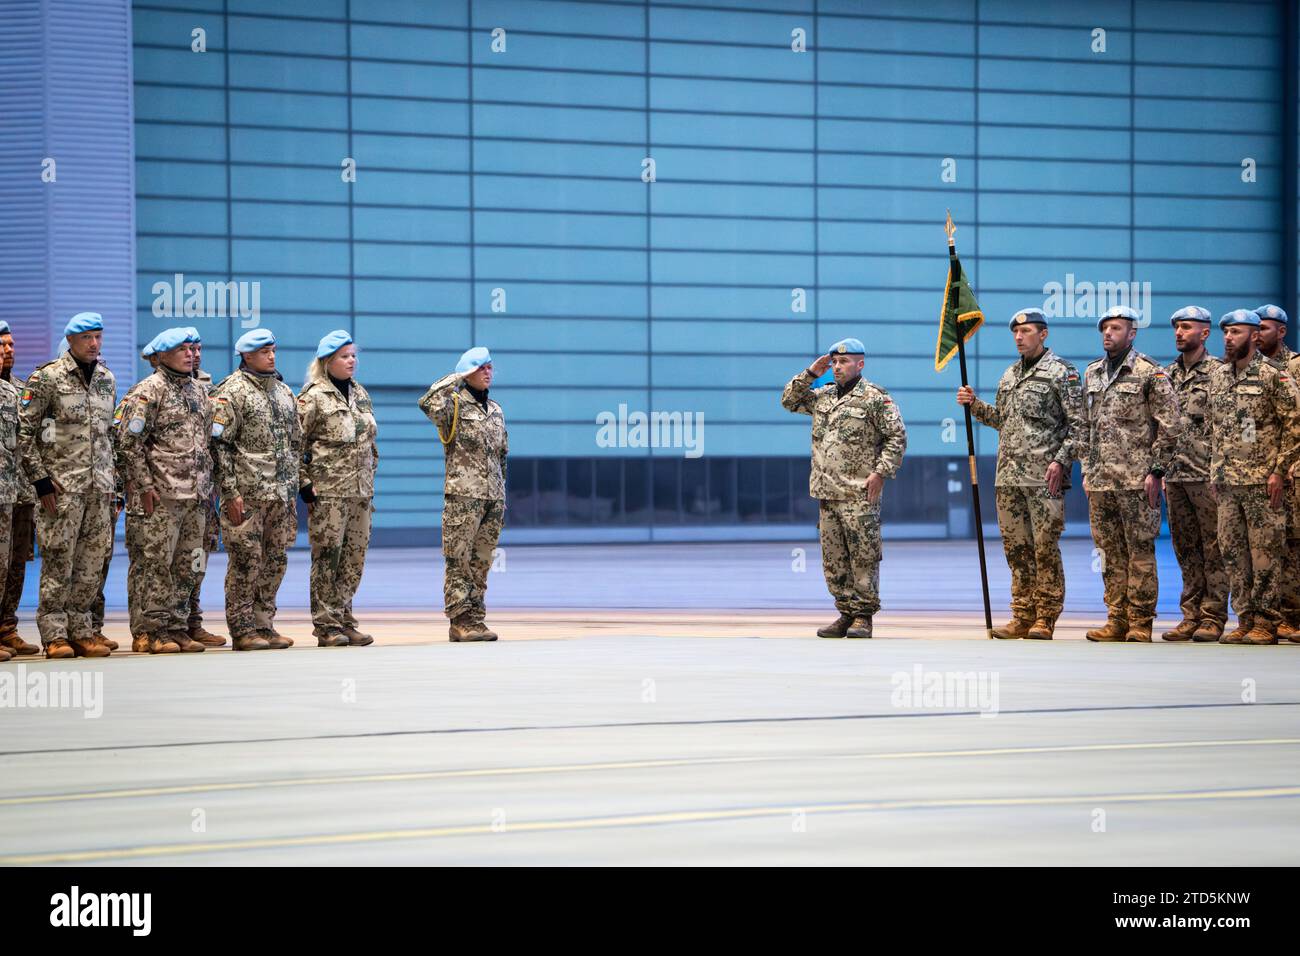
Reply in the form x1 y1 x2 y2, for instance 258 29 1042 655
5 783 1299 865
3 737 1297 807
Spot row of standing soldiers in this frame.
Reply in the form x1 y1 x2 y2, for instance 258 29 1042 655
959 303 1300 644
0 315 507 662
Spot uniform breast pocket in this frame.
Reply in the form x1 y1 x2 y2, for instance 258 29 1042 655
1236 385 1268 421
1021 382 1055 418
839 405 871 437
323 409 356 443
1 408 16 449
54 386 87 422
1111 383 1144 418
1184 385 1209 421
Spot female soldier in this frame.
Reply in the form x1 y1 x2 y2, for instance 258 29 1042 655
297 330 379 647
417 347 506 642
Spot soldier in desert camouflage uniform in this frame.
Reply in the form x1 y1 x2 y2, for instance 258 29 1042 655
210 329 301 651
1209 310 1300 645
1156 306 1228 642
1254 306 1300 638
958 308 1085 641
116 328 214 654
183 327 223 646
1286 347 1300 643
1082 305 1182 643
782 337 907 639
0 320 40 658
419 346 506 642
0 368 19 662
298 330 378 647
18 313 118 659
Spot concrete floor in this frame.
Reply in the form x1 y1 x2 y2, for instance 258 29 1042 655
1 539 1298 866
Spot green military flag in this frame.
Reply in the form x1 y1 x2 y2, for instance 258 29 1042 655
934 212 984 372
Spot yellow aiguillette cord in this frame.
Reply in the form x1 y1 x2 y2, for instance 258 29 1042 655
437 388 460 445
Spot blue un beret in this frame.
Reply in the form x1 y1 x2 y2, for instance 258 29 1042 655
316 329 353 359
183 326 202 344
235 328 276 353
456 346 492 374
1254 304 1288 325
827 337 865 356
1220 309 1260 329
64 312 103 336
148 327 191 355
0 320 10 335
1096 305 1142 330
1009 308 1047 329
1170 306 1212 325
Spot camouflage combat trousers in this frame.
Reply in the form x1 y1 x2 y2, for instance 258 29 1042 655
134 499 204 636
1280 483 1300 626
1164 480 1228 626
308 496 372 636
1088 489 1161 625
0 503 11 622
0 503 35 634
1216 483 1286 629
90 547 112 634
187 496 220 631
818 496 882 617
123 512 145 637
442 494 503 620
220 498 296 638
994 485 1065 620
35 492 114 645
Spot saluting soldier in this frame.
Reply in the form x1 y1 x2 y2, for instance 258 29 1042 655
116 328 214 654
418 347 507 642
1157 306 1228 642
17 313 118 659
1082 305 1182 643
957 308 1086 641
782 337 907 639
210 329 302 651
298 330 379 647
1209 310 1300 645
0 320 40 658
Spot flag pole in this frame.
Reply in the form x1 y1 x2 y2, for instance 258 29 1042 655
945 212 994 637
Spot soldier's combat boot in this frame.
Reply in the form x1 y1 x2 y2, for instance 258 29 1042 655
92 632 119 651
170 631 206 653
71 637 111 657
189 625 226 647
845 616 873 639
1085 618 1128 642
1161 618 1199 642
1026 617 1056 640
1244 626 1277 645
147 634 180 654
45 639 75 660
317 631 349 647
0 630 40 656
466 612 498 642
1276 621 1300 642
1220 620 1251 644
260 630 292 649
131 634 150 653
991 618 1032 640
817 613 853 638
1192 619 1224 643
342 626 375 647
449 614 492 642
1125 621 1153 642
232 633 270 651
